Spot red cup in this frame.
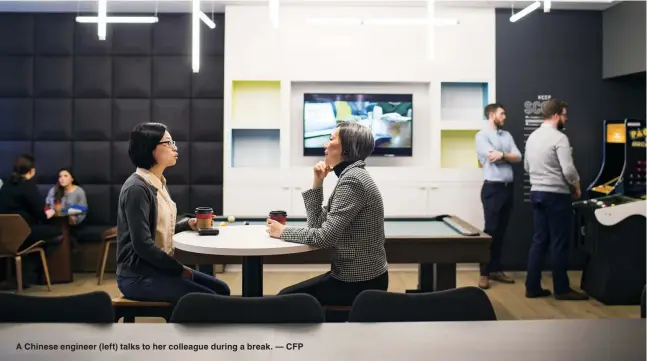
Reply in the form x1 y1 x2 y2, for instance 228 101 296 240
195 207 214 229
269 210 287 225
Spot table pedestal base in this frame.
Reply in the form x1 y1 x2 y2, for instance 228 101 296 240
242 256 263 297
406 263 457 293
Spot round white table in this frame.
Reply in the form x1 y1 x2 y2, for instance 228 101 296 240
174 225 315 297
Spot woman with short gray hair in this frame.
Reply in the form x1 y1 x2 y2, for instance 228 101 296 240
266 122 389 306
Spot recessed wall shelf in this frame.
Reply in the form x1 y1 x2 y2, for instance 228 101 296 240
440 129 480 169
231 80 281 128
440 82 489 122
231 129 281 168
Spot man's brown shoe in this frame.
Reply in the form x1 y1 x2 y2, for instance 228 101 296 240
478 276 490 289
490 272 515 284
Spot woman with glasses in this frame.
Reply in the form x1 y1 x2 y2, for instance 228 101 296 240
115 122 230 303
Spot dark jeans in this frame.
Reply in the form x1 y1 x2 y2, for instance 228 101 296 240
279 271 389 306
117 270 231 304
480 181 514 276
525 191 572 294
20 224 62 286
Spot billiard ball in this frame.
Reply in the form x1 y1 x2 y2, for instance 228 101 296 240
220 222 227 226
244 221 249 225
228 216 235 222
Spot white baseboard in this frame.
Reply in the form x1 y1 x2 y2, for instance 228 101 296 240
222 263 479 273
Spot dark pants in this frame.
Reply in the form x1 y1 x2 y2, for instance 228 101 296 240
279 271 389 306
20 224 62 286
525 191 572 294
117 270 231 304
480 181 514 277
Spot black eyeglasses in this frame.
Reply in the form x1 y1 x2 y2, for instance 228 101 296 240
159 140 177 149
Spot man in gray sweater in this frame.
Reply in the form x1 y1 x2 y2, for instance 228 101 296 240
523 99 588 300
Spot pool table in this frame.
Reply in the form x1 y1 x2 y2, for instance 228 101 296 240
173 214 491 293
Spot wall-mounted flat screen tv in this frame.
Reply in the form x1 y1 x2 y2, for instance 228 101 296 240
303 93 413 157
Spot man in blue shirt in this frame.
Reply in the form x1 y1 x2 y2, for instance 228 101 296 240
475 103 522 289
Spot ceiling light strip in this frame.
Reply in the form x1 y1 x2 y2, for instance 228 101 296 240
76 16 159 23
192 0 217 73
510 1 541 22
97 0 107 40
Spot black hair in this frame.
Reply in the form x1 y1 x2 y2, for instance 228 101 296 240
128 122 168 169
9 154 35 184
54 168 79 202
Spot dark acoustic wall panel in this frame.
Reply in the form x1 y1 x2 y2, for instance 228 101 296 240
0 13 225 238
495 9 646 270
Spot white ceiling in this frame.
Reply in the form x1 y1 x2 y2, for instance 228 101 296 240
0 0 620 13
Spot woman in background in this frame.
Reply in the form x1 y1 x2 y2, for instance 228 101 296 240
266 122 389 306
0 155 62 290
45 168 88 226
116 122 230 303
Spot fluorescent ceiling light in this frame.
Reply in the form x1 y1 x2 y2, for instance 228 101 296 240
76 16 159 23
269 0 279 28
544 0 551 12
192 0 217 73
510 1 541 22
97 0 106 40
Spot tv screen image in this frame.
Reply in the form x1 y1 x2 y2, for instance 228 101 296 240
303 93 413 156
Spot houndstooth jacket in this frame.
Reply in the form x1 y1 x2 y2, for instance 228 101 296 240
280 160 388 282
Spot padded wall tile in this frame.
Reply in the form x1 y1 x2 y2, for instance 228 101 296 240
190 142 223 184
111 141 134 183
35 56 73 98
74 99 112 140
34 99 73 140
75 22 112 55
73 141 111 184
0 57 33 97
74 57 112 98
152 57 191 98
110 185 122 224
201 15 225 56
114 57 151 98
0 141 32 175
191 99 224 142
113 99 151 140
0 99 33 140
164 141 190 184
152 99 190 140
192 57 224 98
190 185 223 215
153 15 189 55
0 14 33 54
113 24 153 55
83 185 112 225
35 14 74 55
168 185 190 216
34 141 73 184
37 184 51 201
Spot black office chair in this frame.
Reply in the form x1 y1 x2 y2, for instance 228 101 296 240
0 291 114 323
170 293 325 323
348 287 497 322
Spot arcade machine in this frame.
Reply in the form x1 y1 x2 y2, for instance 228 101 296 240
572 119 646 305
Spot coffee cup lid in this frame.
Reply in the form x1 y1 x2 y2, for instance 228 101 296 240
269 210 287 216
195 207 213 213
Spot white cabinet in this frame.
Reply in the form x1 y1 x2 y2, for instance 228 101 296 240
427 183 484 228
379 185 429 216
223 185 291 216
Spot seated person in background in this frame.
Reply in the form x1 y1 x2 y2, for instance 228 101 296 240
0 154 62 290
45 168 88 243
266 122 389 306
116 122 231 303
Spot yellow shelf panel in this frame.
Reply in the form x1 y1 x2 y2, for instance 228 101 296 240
231 80 281 128
441 129 480 169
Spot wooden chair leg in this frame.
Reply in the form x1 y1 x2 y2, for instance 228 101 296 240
98 241 111 285
15 256 22 294
95 242 105 277
38 249 52 291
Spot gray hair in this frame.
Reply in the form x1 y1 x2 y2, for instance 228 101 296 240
337 122 375 162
